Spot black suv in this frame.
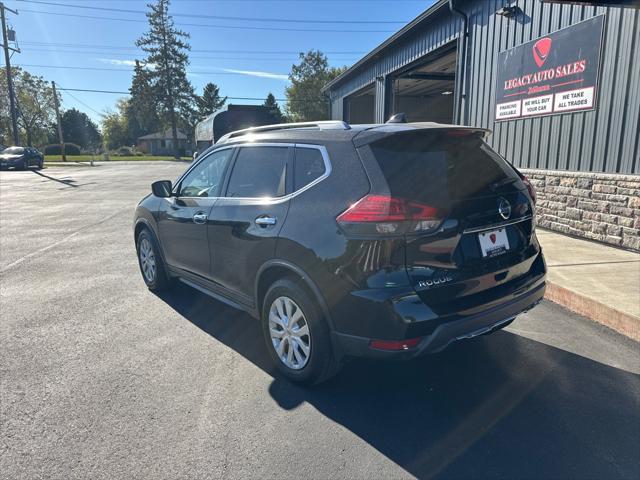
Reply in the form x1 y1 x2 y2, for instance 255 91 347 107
134 120 546 384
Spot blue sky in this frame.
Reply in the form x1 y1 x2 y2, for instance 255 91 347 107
5 0 433 124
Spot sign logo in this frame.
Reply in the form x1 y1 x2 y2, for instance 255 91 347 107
498 198 511 220
490 233 497 244
532 37 552 68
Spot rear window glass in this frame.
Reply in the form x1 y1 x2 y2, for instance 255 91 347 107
294 147 326 190
3 147 24 154
367 131 519 205
226 146 288 198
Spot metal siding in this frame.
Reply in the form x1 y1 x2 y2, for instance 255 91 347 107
331 98 343 122
567 5 586 172
609 10 635 173
328 8 460 110
520 0 535 170
374 77 386 123
328 1 639 173
619 9 640 174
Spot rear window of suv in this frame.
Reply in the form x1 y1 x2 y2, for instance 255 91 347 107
366 130 520 206
294 147 326 190
226 146 288 198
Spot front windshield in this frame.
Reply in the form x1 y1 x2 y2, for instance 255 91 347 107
3 147 24 155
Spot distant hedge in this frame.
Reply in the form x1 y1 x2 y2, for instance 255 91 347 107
43 143 82 156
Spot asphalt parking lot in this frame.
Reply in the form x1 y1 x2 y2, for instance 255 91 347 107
1 163 639 479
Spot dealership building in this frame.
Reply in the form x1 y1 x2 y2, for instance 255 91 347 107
324 0 639 251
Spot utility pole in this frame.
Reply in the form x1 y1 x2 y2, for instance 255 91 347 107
51 81 66 162
1 2 20 145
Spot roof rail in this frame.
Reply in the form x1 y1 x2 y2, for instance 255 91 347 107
216 120 350 144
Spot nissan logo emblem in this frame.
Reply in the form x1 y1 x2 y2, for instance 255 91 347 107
498 198 511 220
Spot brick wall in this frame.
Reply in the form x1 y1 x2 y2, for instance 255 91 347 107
520 169 640 252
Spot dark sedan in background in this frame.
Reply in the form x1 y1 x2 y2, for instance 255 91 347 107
0 146 44 170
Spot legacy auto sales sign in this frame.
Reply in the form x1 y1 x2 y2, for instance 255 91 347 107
495 15 604 121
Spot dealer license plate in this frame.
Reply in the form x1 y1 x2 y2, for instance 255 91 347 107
478 228 510 257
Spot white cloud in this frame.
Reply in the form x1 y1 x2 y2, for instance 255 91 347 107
97 58 156 69
98 58 136 66
221 68 288 81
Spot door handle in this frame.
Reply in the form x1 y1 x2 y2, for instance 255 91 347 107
255 215 277 227
193 212 208 224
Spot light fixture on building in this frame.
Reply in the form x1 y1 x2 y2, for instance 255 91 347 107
441 91 453 95
496 5 520 17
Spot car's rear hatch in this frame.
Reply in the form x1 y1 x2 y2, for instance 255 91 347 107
354 127 539 316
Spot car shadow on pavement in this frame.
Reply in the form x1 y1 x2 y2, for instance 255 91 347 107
156 283 640 479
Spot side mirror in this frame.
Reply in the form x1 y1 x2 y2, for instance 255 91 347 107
152 180 173 198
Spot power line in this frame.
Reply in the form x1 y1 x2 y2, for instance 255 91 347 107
57 0 425 2
19 41 365 55
18 9 397 33
19 49 358 62
58 87 130 94
59 87 105 116
24 0 425 2
54 87 312 103
18 48 357 62
20 0 409 24
16 64 291 77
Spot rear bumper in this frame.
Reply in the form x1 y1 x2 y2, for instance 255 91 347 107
332 278 545 360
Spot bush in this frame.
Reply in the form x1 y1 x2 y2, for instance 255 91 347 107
43 143 82 156
116 146 134 156
135 151 144 156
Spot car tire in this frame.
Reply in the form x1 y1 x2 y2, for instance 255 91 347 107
36 159 43 170
261 278 341 385
136 228 172 291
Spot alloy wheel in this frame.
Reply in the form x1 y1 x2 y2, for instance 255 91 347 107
139 237 156 283
268 296 311 370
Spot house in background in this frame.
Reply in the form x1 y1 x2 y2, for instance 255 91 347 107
137 129 189 156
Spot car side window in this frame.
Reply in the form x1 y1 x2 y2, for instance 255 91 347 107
294 147 326 190
225 146 288 198
179 148 233 198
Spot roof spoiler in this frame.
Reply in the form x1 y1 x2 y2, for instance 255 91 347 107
352 124 492 148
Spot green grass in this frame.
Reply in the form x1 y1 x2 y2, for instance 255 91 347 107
44 155 191 162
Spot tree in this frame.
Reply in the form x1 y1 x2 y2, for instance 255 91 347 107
101 99 133 150
126 60 161 140
263 92 285 124
0 67 56 146
285 51 347 122
197 82 226 118
60 108 102 150
136 0 196 158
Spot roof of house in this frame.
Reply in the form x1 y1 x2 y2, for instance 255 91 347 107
138 129 188 141
322 0 449 93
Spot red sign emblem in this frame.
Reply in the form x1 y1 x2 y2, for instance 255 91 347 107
533 37 552 68
490 233 497 244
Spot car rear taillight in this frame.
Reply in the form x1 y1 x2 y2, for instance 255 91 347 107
336 194 443 236
370 337 422 351
522 175 536 204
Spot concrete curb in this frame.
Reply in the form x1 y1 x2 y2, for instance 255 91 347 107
545 281 639 341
